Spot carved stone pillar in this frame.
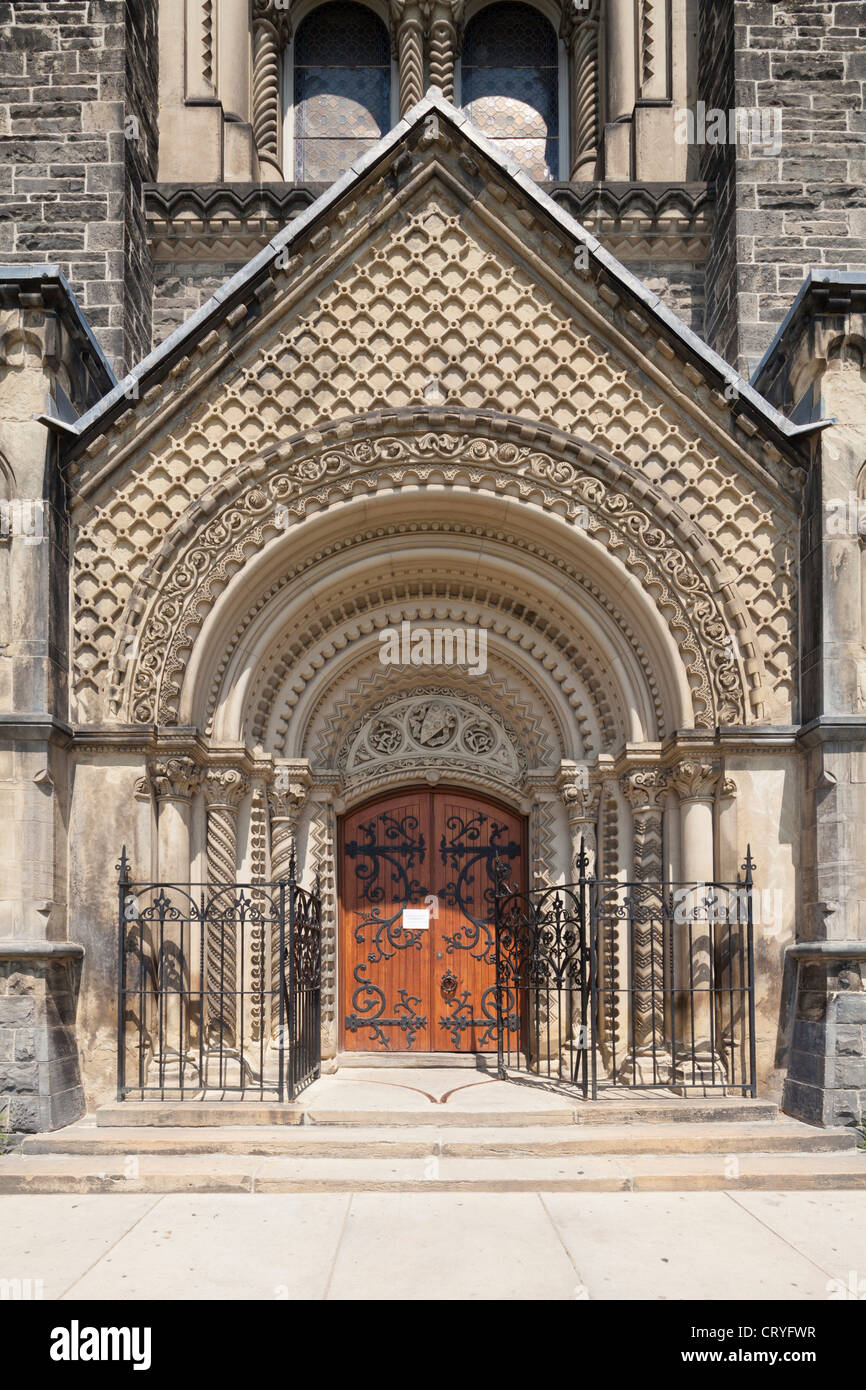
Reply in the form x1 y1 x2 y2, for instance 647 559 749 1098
561 0 601 180
670 758 726 1086
620 769 672 1082
391 0 425 115
203 768 249 1048
558 767 600 1072
252 0 290 178
147 756 202 1083
428 0 462 102
558 764 600 876
268 765 312 882
267 764 312 1039
604 0 635 178
149 756 200 884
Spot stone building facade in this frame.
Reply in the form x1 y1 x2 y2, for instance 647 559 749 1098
0 0 865 1137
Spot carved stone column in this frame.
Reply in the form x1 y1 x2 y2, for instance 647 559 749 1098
252 0 291 178
391 0 426 115
203 768 249 1049
268 765 313 882
604 0 635 178
558 767 600 1072
670 758 726 1087
267 764 312 1040
559 764 600 876
147 756 202 1083
561 0 601 180
620 769 672 1083
428 0 462 102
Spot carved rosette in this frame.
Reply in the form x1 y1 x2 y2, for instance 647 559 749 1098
621 769 668 1055
561 0 600 179
203 768 249 1047
252 0 290 177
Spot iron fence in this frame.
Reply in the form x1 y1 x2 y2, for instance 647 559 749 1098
493 848 757 1097
116 847 321 1102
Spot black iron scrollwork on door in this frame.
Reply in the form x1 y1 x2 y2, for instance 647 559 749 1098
440 813 521 963
437 812 521 1043
344 811 429 1048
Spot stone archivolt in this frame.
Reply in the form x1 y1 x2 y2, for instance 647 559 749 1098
69 169 798 733
102 423 757 739
305 659 560 775
233 567 631 757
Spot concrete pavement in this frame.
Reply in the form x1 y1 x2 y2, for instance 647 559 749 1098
1 1190 865 1300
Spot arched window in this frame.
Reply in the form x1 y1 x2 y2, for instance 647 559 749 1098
293 2 391 182
460 2 559 180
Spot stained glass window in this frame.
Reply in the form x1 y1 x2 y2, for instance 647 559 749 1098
461 2 559 180
294 2 391 182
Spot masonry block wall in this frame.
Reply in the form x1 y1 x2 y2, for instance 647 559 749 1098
702 0 866 377
698 0 738 367
0 0 158 374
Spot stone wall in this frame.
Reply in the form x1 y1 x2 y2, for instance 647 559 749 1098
698 0 738 365
702 0 866 376
152 260 246 346
0 0 158 373
0 951 85 1145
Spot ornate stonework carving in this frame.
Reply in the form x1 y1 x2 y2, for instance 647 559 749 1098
670 758 722 802
106 426 753 737
244 572 616 756
339 689 524 787
620 767 669 813
304 654 562 772
147 756 201 803
202 767 249 1045
428 0 463 101
620 768 669 1073
252 0 289 178
561 0 601 179
71 175 796 741
391 0 425 114
202 766 249 811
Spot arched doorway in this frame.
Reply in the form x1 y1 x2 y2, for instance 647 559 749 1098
339 785 527 1053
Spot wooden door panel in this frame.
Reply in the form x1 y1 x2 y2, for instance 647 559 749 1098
433 794 524 1051
340 791 432 1052
339 787 525 1053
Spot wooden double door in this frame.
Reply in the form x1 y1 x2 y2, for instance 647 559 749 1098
339 788 526 1052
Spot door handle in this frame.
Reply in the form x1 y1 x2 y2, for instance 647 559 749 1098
440 969 458 999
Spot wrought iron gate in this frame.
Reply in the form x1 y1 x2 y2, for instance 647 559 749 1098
492 847 757 1097
116 847 322 1102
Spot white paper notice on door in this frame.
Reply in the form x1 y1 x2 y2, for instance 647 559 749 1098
402 908 430 931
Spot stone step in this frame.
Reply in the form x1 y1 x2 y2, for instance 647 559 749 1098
93 1097 780 1128
20 1119 857 1159
96 1103 305 1128
0 1149 863 1194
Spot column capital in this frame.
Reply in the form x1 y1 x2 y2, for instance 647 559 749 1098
620 767 668 813
560 0 600 46
147 756 202 803
669 758 721 803
253 0 291 41
203 766 249 812
557 763 601 822
268 761 313 828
